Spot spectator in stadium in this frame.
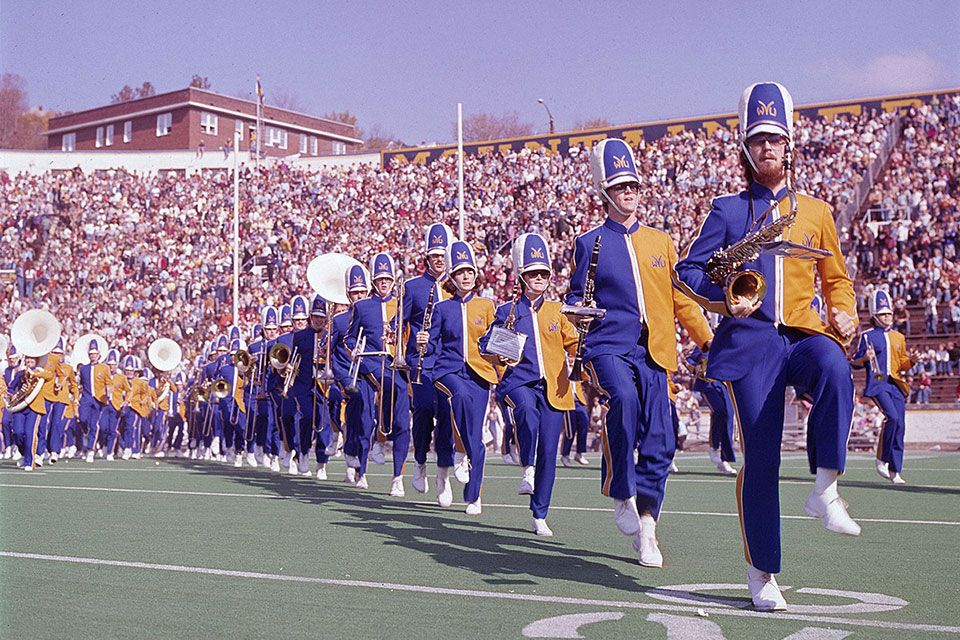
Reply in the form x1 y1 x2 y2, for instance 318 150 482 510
914 373 932 404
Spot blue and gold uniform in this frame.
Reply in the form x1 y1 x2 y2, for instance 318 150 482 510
78 339 111 457
481 233 579 532
560 381 590 462
218 338 247 461
422 241 500 512
568 140 712 534
686 347 737 467
344 252 411 483
14 359 54 470
1 348 20 457
403 223 455 479
852 290 913 480
335 264 371 470
675 83 859 599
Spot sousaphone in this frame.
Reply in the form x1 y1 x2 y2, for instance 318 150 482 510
307 253 363 306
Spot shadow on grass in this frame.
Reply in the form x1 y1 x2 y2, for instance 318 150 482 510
158 457 659 596
780 474 960 496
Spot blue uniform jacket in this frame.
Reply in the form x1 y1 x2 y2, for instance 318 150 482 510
345 293 397 378
402 272 446 371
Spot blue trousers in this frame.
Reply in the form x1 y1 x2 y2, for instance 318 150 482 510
45 401 66 455
588 343 675 519
79 395 104 453
122 408 145 453
726 329 853 574
701 382 736 463
561 402 590 456
248 397 279 455
345 382 376 475
99 406 121 454
436 369 489 504
503 382 564 519
411 375 454 468
220 398 243 452
871 387 906 473
16 409 46 467
500 399 515 456
2 407 16 451
369 372 411 478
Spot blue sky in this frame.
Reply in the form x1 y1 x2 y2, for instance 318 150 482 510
2 0 958 145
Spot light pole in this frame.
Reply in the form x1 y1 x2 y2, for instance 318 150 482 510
537 98 555 134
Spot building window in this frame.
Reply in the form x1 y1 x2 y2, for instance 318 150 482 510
105 124 114 146
332 141 346 155
266 126 287 149
62 133 76 152
123 121 132 143
299 134 307 155
310 136 318 156
96 126 104 148
200 112 218 135
156 112 172 136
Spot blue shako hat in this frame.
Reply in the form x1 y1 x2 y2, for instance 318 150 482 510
215 334 229 352
261 306 279 330
591 138 640 216
446 240 477 274
512 233 552 276
868 289 893 317
424 222 453 256
370 252 396 282
310 294 327 316
290 295 309 320
251 323 263 341
106 348 120 365
228 325 241 343
738 82 794 173
279 304 293 327
345 264 370 293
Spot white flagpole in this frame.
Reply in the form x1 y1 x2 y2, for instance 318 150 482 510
457 102 465 239
233 129 240 326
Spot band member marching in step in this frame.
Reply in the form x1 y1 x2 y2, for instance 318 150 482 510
418 240 500 514
335 263 372 485
403 222 455 495
567 137 713 568
287 295 332 477
560 380 591 468
43 337 74 463
219 338 247 467
1 346 20 460
251 307 282 470
675 82 861 610
78 339 111 463
480 232 580 537
685 346 738 476
278 295 310 474
851 290 915 485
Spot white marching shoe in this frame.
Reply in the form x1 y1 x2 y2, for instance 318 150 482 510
436 469 453 508
105 453 115 461
531 517 553 537
298 453 310 476
411 463 428 493
454 454 470 483
613 496 641 536
84 450 94 463
560 456 573 468
518 466 536 495
344 454 361 469
324 437 338 457
803 489 861 536
891 472 906 484
747 564 787 611
233 453 243 468
633 514 663 568
269 456 280 472
465 498 482 515
390 476 405 497
502 452 518 465
370 442 386 465
343 467 357 485
355 474 369 489
876 460 891 479
121 448 132 460
574 453 589 465
316 464 327 480
717 461 737 476
246 452 258 468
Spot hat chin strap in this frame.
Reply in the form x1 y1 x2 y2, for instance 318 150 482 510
601 183 633 219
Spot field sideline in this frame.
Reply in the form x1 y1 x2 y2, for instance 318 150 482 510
1 451 959 639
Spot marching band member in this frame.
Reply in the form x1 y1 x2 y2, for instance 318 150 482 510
560 380 591 467
288 295 334 477
119 355 139 459
165 372 187 456
418 240 500 514
79 339 111 463
130 357 152 459
344 252 411 495
567 138 713 567
2 345 20 460
270 303 296 472
279 295 311 474
403 222 454 495
221 338 247 467
203 335 230 458
250 308 281 471
686 347 737 476
851 290 913 484
13 353 55 470
481 232 579 536
675 82 860 610
335 264 370 485
186 354 205 459
46 338 77 463
242 323 263 466
100 349 125 461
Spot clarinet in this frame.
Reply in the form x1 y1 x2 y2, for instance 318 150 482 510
571 236 602 380
412 284 437 385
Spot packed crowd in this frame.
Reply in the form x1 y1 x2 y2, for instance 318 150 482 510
3 98 956 379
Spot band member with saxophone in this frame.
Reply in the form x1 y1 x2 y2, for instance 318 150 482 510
79 339 111 463
851 290 914 485
119 355 140 459
13 353 55 471
129 357 152 459
202 335 231 458
277 294 311 474
417 240 500 514
675 82 859 611
335 264 371 485
2 346 20 460
567 138 713 568
344 252 411 495
403 222 454 495
480 233 580 537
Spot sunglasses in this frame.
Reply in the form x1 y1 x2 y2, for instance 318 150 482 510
609 182 639 194
525 270 551 280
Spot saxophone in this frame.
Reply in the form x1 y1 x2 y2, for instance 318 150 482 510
705 155 799 308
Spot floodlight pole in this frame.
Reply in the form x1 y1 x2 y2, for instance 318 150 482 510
538 98 555 134
233 129 240 326
457 102 465 239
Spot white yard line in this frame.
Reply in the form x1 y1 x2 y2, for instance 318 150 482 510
1 483 958 526
1 551 957 634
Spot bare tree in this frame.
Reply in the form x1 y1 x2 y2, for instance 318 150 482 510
0 73 28 148
269 89 305 112
456 111 534 142
363 124 405 151
573 117 612 131
111 81 156 103
190 75 212 89
323 110 358 125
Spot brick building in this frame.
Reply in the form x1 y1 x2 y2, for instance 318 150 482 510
43 87 362 157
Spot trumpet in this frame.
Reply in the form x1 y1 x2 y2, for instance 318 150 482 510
233 349 253 374
281 346 301 398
